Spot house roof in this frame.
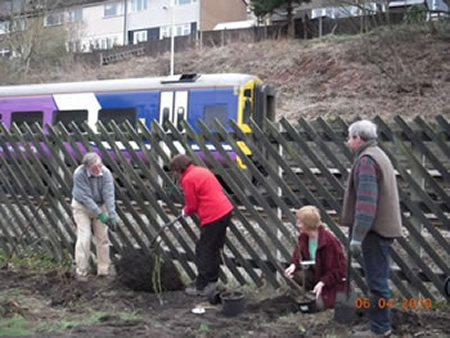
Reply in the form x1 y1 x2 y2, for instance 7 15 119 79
59 0 106 7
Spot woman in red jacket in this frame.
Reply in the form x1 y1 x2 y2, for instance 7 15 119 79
285 205 346 309
170 154 234 297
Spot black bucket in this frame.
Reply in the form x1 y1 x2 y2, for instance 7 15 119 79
297 291 317 313
220 291 245 317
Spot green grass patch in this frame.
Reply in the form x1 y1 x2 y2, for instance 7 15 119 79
0 248 72 271
0 296 142 337
36 310 142 334
0 316 33 337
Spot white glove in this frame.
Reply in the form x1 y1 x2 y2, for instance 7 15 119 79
284 264 296 279
312 281 325 298
181 209 186 217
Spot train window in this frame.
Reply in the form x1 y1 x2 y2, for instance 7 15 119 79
98 108 137 131
176 107 185 131
54 110 88 132
203 105 227 131
244 89 251 98
243 100 251 124
11 111 43 131
162 107 170 131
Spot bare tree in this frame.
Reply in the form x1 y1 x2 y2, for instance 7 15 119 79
0 0 75 81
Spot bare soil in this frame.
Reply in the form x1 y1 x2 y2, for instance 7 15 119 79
1 263 449 337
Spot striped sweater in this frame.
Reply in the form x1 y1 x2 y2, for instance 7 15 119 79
352 156 378 243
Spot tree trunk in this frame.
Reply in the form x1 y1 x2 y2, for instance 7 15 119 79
287 1 295 39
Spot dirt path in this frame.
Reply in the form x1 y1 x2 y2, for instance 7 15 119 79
1 267 449 337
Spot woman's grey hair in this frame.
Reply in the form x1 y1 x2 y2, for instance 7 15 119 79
348 120 378 141
82 152 101 167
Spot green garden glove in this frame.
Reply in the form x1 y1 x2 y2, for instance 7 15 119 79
107 217 118 232
97 212 108 224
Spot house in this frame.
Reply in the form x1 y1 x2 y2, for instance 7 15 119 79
270 0 449 21
0 0 247 54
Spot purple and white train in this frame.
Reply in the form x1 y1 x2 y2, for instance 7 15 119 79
0 73 275 164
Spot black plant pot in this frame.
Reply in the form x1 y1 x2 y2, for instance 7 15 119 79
297 291 317 313
220 291 245 317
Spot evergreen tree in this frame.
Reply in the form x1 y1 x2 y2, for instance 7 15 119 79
250 0 311 38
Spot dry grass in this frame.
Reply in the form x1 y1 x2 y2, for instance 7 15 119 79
1 23 449 122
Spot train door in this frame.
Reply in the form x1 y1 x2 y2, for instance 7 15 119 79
159 91 188 132
254 84 276 126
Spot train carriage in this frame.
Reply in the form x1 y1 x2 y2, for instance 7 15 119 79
0 73 275 166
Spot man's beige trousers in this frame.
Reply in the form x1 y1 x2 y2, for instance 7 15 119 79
71 200 111 276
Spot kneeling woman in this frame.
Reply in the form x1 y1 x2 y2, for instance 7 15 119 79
284 205 347 309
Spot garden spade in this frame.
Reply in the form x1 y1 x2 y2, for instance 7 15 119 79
334 242 358 325
149 214 184 250
444 276 450 300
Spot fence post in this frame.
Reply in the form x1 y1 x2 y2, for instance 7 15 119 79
265 122 284 287
408 140 425 297
319 16 323 37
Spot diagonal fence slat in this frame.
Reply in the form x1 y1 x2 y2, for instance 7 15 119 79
0 155 42 248
394 116 450 207
180 120 274 286
204 120 293 259
279 118 345 208
105 121 198 280
165 120 260 286
69 122 134 256
272 118 368 293
1 124 63 258
375 117 450 231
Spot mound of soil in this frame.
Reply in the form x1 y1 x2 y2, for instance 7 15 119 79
114 248 184 292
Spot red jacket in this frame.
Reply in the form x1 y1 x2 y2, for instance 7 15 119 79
290 225 347 308
180 164 233 225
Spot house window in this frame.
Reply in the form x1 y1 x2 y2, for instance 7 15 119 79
129 0 148 12
67 40 82 53
98 108 137 131
44 12 63 27
67 8 83 23
104 2 122 17
11 19 25 32
183 23 190 35
54 110 88 131
11 111 43 131
161 24 190 39
177 0 197 5
0 48 10 57
100 37 118 49
0 21 9 35
133 30 147 44
160 26 170 39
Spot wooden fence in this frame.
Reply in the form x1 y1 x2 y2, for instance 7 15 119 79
0 116 448 300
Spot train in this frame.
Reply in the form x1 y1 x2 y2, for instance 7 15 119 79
0 73 275 166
